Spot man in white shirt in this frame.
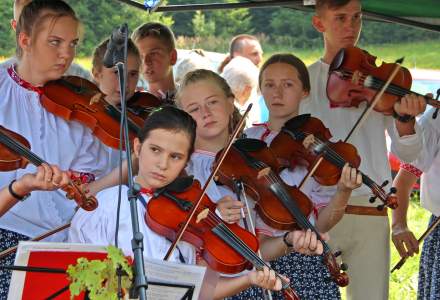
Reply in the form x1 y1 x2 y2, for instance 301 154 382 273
0 0 92 81
299 1 426 299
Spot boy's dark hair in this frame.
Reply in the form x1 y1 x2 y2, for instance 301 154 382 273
92 38 140 73
16 0 78 58
131 22 176 51
138 106 197 158
315 0 358 13
259 53 310 93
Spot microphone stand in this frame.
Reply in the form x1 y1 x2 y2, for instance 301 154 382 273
112 23 148 300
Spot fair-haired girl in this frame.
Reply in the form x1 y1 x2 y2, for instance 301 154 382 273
68 106 288 299
175 69 330 299
0 0 112 296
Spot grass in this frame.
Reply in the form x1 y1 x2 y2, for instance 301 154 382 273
265 40 440 70
340 193 431 300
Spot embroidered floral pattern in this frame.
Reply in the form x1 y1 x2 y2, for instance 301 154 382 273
0 228 30 299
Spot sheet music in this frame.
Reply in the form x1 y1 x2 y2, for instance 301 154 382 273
9 242 212 300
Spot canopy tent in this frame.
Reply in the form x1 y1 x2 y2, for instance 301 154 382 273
116 0 440 32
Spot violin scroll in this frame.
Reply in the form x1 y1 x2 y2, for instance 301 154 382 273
323 252 349 287
64 178 98 211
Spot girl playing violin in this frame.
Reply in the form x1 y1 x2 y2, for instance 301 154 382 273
68 106 288 299
175 69 328 299
0 0 112 296
244 53 362 299
391 106 440 300
0 164 70 217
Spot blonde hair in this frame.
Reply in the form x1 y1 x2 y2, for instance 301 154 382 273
176 69 243 133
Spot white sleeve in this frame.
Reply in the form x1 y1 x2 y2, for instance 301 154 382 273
68 190 115 245
69 124 112 178
386 116 423 163
411 109 440 172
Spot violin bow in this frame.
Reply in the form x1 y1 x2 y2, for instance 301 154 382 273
298 57 405 191
0 222 71 260
344 57 405 143
235 181 274 300
391 215 440 272
163 104 252 260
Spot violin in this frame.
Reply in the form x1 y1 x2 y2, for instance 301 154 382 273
0 125 98 211
41 76 162 149
145 176 299 299
327 46 440 114
270 114 398 209
213 138 349 287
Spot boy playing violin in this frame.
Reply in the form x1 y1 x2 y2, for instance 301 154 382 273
300 0 427 299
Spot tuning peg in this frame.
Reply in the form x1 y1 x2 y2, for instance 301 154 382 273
334 250 342 257
389 187 397 194
377 204 385 211
381 180 389 188
340 263 348 271
369 196 377 203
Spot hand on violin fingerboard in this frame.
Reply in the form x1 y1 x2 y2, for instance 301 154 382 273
288 229 328 256
217 195 244 224
336 163 362 193
248 266 286 291
16 163 70 195
394 93 428 118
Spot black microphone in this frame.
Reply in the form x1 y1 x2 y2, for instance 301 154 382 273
103 24 127 68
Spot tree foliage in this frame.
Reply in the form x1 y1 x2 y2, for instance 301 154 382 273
0 0 438 57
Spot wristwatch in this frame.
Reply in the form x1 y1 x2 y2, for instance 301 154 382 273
8 180 30 201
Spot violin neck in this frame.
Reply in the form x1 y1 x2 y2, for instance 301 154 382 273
366 76 435 106
0 131 45 166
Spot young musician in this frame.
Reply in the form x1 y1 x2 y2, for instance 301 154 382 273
131 22 177 101
245 53 362 299
0 164 70 217
300 1 427 299
0 1 112 296
91 38 141 107
68 106 289 299
0 0 92 81
175 69 332 299
392 106 440 300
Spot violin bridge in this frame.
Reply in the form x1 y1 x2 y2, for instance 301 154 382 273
257 168 271 179
89 92 103 105
351 70 363 86
196 208 209 223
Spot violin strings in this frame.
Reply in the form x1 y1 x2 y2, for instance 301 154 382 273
252 159 332 253
339 70 412 98
201 209 270 269
0 132 45 165
306 136 387 200
286 129 387 201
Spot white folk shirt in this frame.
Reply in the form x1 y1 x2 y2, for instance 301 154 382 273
0 67 111 240
300 60 422 198
185 150 238 203
68 185 196 264
245 124 336 237
405 108 440 216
